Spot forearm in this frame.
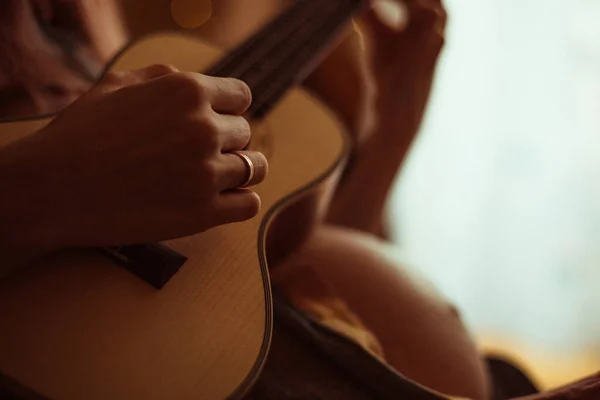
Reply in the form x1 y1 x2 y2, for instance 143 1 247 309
326 111 416 234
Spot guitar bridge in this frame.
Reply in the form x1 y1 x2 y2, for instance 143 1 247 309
101 244 187 289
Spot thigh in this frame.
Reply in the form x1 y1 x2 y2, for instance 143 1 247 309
272 225 490 400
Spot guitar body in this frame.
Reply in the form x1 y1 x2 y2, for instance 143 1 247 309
0 33 348 400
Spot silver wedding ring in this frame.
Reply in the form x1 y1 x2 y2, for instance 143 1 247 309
232 151 255 188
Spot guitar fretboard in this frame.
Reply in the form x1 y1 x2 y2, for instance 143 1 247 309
205 0 365 118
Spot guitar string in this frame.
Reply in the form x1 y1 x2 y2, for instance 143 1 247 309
204 0 362 118
248 0 363 117
204 0 318 77
217 2 326 81
99 0 361 283
239 1 339 88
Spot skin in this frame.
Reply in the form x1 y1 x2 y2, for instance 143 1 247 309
0 64 268 277
284 1 492 398
201 0 491 398
0 1 489 399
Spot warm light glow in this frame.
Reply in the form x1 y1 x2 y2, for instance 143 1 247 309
170 0 212 29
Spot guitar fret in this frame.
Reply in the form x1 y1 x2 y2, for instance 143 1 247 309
205 0 364 118
204 0 317 77
240 2 339 88
225 2 326 80
249 1 363 117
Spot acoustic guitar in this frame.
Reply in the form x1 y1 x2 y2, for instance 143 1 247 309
0 0 366 399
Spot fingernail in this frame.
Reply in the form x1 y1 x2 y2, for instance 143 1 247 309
372 0 410 31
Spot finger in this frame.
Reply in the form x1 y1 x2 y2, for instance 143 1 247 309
201 75 253 115
419 0 447 26
412 0 445 9
363 0 445 36
216 190 261 224
429 1 448 37
217 150 268 190
358 1 413 60
374 0 446 49
215 114 252 152
406 0 447 32
99 64 179 91
132 64 180 80
411 0 447 49
367 0 410 32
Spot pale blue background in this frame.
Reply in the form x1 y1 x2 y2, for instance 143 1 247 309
390 0 600 355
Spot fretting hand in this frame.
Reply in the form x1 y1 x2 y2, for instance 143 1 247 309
323 0 447 235
362 0 447 132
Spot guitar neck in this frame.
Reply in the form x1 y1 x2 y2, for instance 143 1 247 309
205 0 366 118
102 0 365 290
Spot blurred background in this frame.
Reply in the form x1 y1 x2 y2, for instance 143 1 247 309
388 0 600 388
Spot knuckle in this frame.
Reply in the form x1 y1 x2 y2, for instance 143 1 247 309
439 6 448 20
184 115 220 153
197 160 220 189
436 36 446 51
198 113 219 132
239 192 261 219
196 115 221 146
239 117 252 138
417 2 446 24
147 63 178 76
436 8 447 25
437 17 447 34
204 131 221 152
101 71 124 86
170 73 208 108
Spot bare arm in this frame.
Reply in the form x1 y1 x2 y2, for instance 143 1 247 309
322 0 446 236
0 66 267 279
285 2 491 398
